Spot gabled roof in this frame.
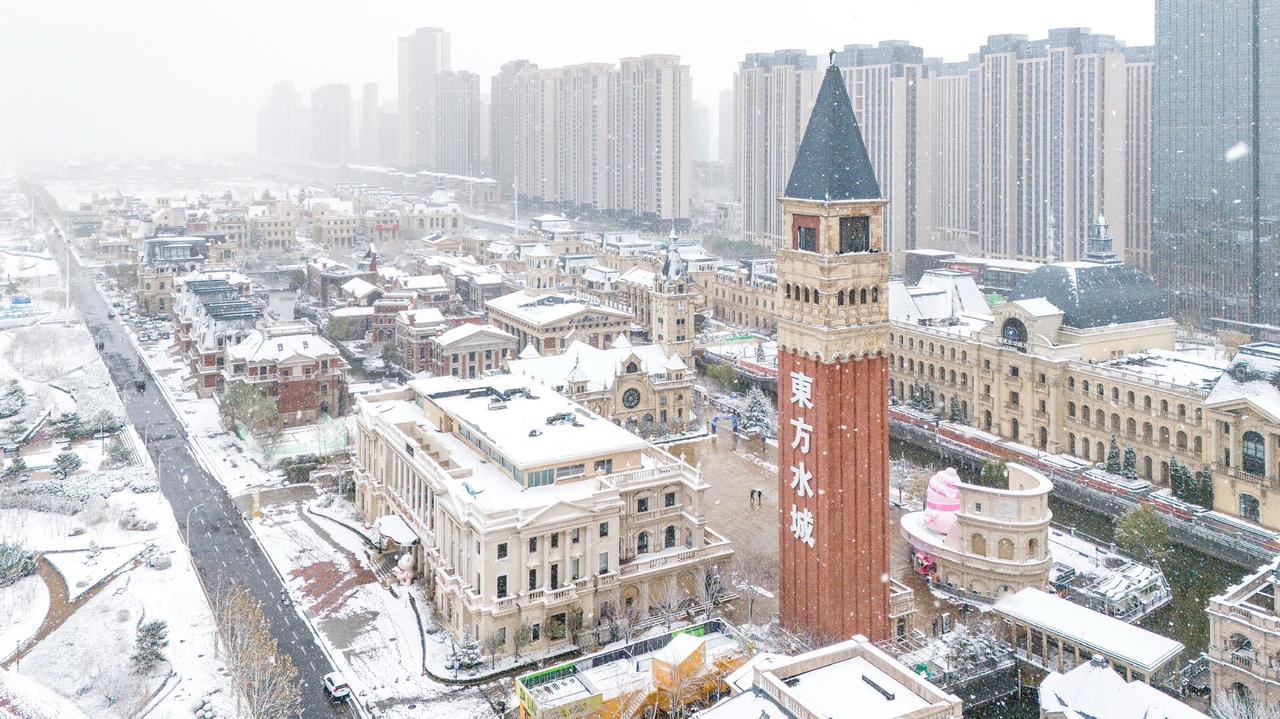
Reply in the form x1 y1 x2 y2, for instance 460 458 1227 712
784 63 882 202
433 323 516 349
1206 342 1280 423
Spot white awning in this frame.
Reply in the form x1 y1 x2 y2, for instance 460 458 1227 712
375 515 419 546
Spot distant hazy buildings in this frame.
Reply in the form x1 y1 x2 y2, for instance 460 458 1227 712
733 50 819 248
491 55 692 224
397 27 450 171
1154 0 1280 330
732 30 1154 268
435 70 482 176
257 81 308 160
693 100 712 162
310 83 351 165
359 83 380 165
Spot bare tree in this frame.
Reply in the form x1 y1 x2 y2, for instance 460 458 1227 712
514 622 535 660
210 582 302 719
611 604 644 645
650 581 686 630
697 564 730 616
1212 692 1280 719
483 631 505 670
731 540 777 625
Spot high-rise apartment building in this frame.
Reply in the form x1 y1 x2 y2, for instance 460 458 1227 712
310 83 351 164
359 82 380 165
836 41 927 257
435 70 482 176
974 30 1150 265
733 30 1154 267
397 27 451 171
693 100 712 162
717 87 734 164
734 50 819 248
1154 0 1279 330
491 55 691 223
256 81 308 160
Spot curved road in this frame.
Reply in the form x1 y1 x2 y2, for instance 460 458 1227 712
47 226 354 718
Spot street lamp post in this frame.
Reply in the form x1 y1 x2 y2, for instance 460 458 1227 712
185 501 206 545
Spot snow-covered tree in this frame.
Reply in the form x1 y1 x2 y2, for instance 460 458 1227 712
1115 505 1171 564
1122 445 1138 480
949 396 965 423
483 631 505 669
740 386 771 436
53 450 82 479
2 457 27 482
131 619 169 673
514 622 535 659
455 630 482 669
922 383 936 412
1106 436 1123 474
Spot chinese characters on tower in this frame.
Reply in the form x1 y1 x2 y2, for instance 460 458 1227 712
788 370 816 548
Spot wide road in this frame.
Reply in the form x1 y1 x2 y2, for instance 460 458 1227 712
46 226 353 718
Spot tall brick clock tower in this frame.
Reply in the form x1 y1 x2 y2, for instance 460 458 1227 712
776 59 891 642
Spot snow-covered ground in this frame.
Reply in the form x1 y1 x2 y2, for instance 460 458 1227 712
0 313 236 717
250 491 492 718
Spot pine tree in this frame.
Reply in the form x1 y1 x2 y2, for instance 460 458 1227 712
1 457 26 482
1122 445 1138 480
456 630 482 669
131 619 169 673
949 397 963 423
53 450 82 479
741 386 771 436
1193 466 1215 510
1169 456 1185 499
1106 436 1123 474
923 384 936 412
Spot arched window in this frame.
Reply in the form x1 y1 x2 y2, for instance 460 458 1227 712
1241 494 1261 523
961 373 968 387
1068 433 1077 455
872 286 880 302
803 287 810 303
1194 436 1203 455
784 283 791 299
664 525 676 549
1127 418 1137 438
860 288 868 304
1083 381 1090 393
998 538 1014 560
1095 409 1105 427
1068 377 1076 390
1143 456 1153 479
971 534 987 557
1082 405 1091 424
1177 431 1188 450
837 289 845 306
1144 396 1152 411
1127 391 1135 406
1010 418 1020 440
1111 414 1120 432
1244 431 1267 476
1161 399 1169 415
1028 538 1040 559
950 348 956 360
637 531 650 554
1159 426 1170 447
1112 388 1120 402
949 370 957 384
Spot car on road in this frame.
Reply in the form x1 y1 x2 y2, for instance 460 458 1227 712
322 672 350 702
106 310 116 319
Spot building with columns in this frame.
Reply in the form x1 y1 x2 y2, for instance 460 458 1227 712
352 374 733 660
775 62 892 641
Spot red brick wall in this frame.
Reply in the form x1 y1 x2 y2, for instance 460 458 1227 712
777 349 890 642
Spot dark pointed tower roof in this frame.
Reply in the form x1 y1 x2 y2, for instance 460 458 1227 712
784 61 882 202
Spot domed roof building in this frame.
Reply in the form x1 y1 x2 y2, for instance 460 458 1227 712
1010 217 1168 330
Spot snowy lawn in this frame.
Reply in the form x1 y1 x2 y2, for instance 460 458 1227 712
251 493 491 717
0 575 49 654
45 543 150 601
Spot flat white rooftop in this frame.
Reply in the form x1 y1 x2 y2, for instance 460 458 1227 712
409 374 647 470
993 588 1183 672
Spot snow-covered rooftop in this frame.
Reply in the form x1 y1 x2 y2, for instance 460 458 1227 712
341 277 381 299
226 327 340 364
508 341 679 392
1206 342 1280 422
993 588 1183 672
432 323 515 348
486 290 630 327
409 374 647 470
1098 349 1229 394
1040 657 1206 718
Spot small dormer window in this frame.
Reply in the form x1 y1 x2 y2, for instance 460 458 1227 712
626 361 639 374
277 343 283 352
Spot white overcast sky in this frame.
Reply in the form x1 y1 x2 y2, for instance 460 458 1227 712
0 0 1153 157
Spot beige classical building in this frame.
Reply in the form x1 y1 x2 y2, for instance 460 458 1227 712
1208 556 1280 715
702 258 778 333
508 336 695 433
1205 343 1280 530
486 290 632 356
311 201 358 249
900 465 1052 602
886 232 1231 490
352 374 733 659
